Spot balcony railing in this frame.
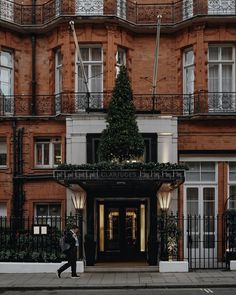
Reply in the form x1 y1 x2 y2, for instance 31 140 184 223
1 91 236 117
0 0 235 27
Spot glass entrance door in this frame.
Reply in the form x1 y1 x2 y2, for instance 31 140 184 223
98 201 146 261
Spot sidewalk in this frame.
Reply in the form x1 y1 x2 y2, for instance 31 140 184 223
1 270 236 290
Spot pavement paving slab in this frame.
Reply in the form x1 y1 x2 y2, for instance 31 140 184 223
0 270 236 290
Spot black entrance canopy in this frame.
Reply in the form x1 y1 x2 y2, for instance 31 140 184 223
53 169 185 195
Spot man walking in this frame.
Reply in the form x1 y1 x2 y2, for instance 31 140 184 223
57 224 80 278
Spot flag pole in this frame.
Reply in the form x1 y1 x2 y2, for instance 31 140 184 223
151 15 162 100
69 21 90 109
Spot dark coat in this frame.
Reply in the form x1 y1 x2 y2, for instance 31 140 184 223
64 230 77 252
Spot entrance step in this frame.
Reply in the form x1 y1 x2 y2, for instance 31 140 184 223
85 263 159 273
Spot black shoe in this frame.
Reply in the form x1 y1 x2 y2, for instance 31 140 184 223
71 274 80 278
56 270 61 278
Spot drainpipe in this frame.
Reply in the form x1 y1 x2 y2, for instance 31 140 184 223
31 0 36 115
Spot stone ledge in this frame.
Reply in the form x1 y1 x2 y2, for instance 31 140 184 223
0 261 84 273
159 261 189 272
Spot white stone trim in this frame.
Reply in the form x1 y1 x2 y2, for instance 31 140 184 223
0 261 84 273
159 261 189 272
230 260 236 271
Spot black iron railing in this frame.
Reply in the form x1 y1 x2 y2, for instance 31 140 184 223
0 0 235 26
1 91 236 116
1 213 235 268
0 215 82 262
157 213 235 270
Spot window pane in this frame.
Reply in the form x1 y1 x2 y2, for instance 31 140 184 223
201 162 215 171
49 204 61 216
203 188 215 218
91 65 102 92
0 138 7 166
78 65 88 92
185 50 194 65
222 47 233 60
91 48 101 61
80 48 89 61
187 187 199 215
54 143 62 165
0 51 12 67
229 162 236 181
43 144 50 165
201 172 215 181
36 204 48 216
186 172 200 181
222 65 232 92
209 47 219 60
229 162 236 171
203 234 215 248
229 187 236 209
0 203 7 217
209 64 219 92
36 144 43 165
188 162 200 171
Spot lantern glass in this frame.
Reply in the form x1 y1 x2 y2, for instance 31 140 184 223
71 191 86 210
158 191 171 211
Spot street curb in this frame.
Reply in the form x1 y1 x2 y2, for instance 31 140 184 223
1 284 236 290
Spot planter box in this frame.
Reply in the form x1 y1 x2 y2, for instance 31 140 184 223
0 261 84 273
159 261 189 272
230 260 236 270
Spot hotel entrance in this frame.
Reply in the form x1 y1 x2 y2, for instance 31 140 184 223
97 201 146 261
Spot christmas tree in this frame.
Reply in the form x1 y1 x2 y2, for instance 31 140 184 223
98 66 144 163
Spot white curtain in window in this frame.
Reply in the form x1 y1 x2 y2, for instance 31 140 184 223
222 65 232 92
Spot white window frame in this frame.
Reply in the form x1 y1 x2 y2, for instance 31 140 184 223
0 49 13 115
75 45 103 110
34 203 61 227
208 44 235 111
183 160 218 266
0 137 7 168
183 48 194 114
34 137 62 168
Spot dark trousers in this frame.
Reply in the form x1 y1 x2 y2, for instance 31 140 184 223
58 247 77 275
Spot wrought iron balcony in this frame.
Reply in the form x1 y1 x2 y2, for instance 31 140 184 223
0 0 235 27
1 91 236 117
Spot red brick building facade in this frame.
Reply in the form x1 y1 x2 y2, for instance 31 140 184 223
1 0 236 265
